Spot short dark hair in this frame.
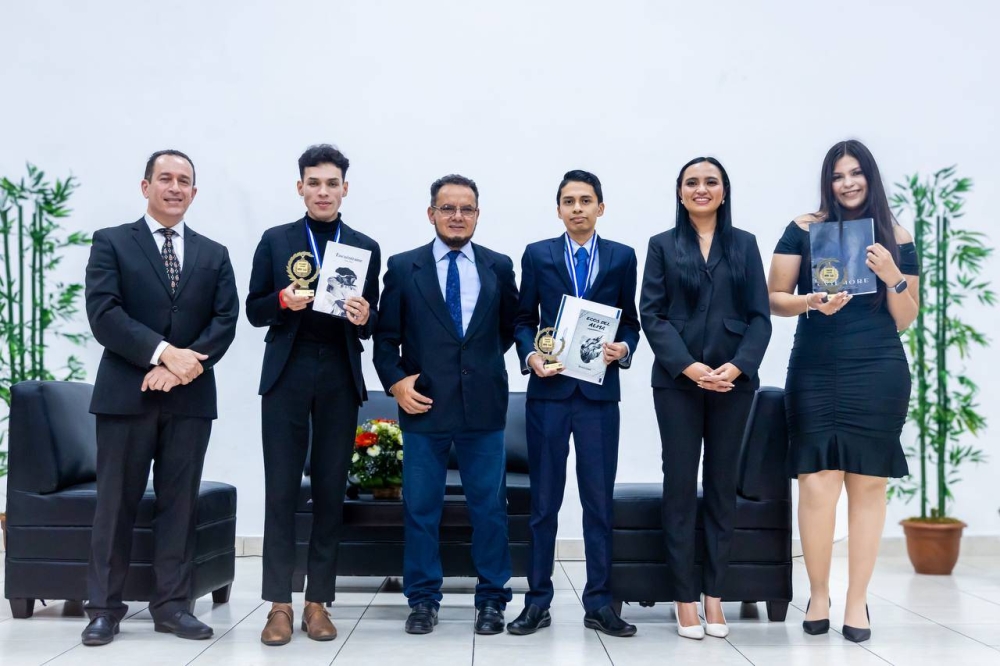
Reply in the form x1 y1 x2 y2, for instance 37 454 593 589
144 149 196 185
298 144 350 179
557 170 603 205
430 174 479 206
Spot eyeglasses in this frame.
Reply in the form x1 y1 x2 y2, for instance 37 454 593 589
432 205 478 218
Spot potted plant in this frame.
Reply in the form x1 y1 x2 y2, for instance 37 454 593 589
0 164 91 546
888 167 995 574
349 418 404 499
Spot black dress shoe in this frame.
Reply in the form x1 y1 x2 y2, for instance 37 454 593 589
802 598 831 636
842 604 871 643
474 600 505 635
81 615 119 646
405 602 439 635
153 610 214 640
583 605 637 637
507 604 552 635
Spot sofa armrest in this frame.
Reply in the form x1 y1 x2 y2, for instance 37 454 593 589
736 386 790 502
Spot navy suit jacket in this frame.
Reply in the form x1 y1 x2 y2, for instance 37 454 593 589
639 227 771 392
513 236 641 402
85 218 239 418
245 216 381 402
374 241 518 433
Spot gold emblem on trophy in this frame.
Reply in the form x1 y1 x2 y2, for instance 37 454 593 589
813 258 847 294
286 251 318 297
534 327 566 371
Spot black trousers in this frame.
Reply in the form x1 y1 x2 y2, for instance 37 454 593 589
86 408 212 622
653 387 753 602
261 340 357 603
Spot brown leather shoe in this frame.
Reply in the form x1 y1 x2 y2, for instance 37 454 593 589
302 602 337 641
261 603 293 646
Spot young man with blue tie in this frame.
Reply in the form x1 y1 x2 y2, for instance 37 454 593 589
507 170 641 637
374 174 519 636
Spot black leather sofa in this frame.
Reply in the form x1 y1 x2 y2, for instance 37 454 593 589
4 381 237 619
610 386 793 621
292 391 531 590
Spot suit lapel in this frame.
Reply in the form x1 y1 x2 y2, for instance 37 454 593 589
706 234 723 273
131 219 173 296
548 237 575 295
413 242 462 342
464 245 497 340
172 227 201 300
586 236 614 296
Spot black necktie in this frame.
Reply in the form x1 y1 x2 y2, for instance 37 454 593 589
158 228 181 293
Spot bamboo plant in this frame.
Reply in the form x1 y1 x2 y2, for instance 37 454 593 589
888 167 995 520
0 164 91 479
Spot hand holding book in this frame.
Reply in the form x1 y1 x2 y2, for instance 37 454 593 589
865 242 903 286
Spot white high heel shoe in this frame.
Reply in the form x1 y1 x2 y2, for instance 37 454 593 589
701 594 729 638
675 602 705 640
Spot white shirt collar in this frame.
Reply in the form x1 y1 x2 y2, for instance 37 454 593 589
567 232 597 253
145 213 185 238
433 236 475 263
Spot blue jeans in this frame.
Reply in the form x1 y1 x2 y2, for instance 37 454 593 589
402 429 512 609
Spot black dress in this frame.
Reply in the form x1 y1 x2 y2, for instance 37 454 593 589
774 221 919 478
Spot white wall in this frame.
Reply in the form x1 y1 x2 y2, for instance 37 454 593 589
2 0 998 540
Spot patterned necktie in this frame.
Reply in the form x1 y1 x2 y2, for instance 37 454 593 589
158 228 181 293
574 246 589 297
446 250 463 337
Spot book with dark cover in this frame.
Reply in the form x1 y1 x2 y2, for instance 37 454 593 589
809 218 877 296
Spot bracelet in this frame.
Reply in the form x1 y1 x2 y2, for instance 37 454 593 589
804 295 810 319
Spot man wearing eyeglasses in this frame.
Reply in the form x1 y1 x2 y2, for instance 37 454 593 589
374 174 518 636
507 170 641 638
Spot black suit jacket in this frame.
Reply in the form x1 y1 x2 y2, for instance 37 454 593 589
85 218 239 417
513 236 641 402
245 216 381 402
639 228 771 392
373 241 518 433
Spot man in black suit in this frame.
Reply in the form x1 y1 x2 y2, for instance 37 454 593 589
82 150 239 645
374 175 518 636
246 144 380 646
507 170 641 637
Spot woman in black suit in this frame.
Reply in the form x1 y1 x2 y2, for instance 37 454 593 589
768 140 919 643
640 157 771 640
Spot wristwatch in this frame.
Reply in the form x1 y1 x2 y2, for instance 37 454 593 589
892 278 908 294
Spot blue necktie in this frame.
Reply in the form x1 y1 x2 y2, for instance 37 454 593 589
574 246 589 297
446 250 464 337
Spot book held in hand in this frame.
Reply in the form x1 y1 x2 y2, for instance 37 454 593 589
551 295 622 385
809 218 877 296
312 241 371 318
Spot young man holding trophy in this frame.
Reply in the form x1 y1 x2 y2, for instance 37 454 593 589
507 170 641 637
246 144 381 646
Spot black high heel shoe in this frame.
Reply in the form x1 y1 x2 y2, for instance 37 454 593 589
802 598 831 635
842 605 871 643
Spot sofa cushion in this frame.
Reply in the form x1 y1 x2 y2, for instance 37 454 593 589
9 381 97 494
612 482 790 531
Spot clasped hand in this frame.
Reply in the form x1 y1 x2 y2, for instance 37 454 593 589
390 374 433 415
683 362 743 392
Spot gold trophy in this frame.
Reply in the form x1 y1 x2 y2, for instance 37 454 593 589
286 251 319 297
533 327 566 371
813 257 848 294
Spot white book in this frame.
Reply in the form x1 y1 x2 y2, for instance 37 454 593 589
552 295 622 385
312 241 371 318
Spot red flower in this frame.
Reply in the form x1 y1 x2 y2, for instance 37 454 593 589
355 432 378 448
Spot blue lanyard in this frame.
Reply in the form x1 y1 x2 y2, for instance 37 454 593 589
305 221 341 271
564 233 598 298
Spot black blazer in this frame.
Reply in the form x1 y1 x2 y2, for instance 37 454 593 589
640 228 771 392
245 217 381 402
513 236 641 402
373 241 518 433
85 218 239 418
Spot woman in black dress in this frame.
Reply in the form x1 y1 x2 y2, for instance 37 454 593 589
641 157 771 640
768 140 919 643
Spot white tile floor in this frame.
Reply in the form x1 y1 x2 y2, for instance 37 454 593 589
3 555 1000 665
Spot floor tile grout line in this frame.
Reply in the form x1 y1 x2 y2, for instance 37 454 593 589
185 599 265 665
329 577 384 665
39 601 154 664
557 560 615 665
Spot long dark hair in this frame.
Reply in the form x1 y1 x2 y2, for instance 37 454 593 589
674 157 746 313
816 140 898 307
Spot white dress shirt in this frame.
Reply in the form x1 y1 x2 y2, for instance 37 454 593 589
146 214 186 365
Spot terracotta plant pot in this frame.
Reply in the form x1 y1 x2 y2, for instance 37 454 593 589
900 519 966 575
372 486 402 500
